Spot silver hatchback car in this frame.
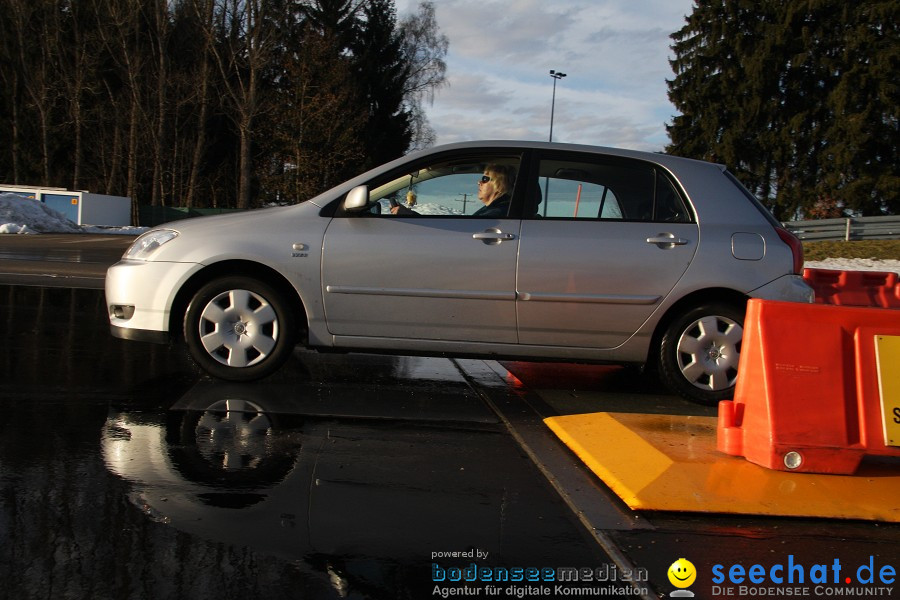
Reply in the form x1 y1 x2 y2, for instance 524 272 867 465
106 141 813 405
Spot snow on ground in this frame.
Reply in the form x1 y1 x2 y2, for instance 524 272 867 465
805 258 900 275
0 192 146 235
1 192 897 274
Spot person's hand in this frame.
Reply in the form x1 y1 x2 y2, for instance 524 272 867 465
391 204 416 215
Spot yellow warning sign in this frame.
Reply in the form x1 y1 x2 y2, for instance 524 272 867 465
875 335 900 447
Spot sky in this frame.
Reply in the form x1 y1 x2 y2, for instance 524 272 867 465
394 0 696 151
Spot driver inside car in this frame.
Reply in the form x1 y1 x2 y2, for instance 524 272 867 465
390 163 515 217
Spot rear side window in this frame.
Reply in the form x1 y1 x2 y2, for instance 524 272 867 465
654 173 691 223
724 170 782 229
533 156 691 222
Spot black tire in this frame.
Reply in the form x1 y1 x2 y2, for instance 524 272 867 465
184 276 296 381
166 400 297 491
657 302 745 406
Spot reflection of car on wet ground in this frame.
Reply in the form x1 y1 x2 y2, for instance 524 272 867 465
105 141 813 404
102 401 503 564
100 384 604 595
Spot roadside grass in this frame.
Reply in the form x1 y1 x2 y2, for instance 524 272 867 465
803 240 900 261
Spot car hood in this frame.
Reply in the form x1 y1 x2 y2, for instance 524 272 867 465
158 203 307 236
140 201 326 265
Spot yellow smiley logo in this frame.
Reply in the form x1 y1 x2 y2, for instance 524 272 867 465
668 558 697 588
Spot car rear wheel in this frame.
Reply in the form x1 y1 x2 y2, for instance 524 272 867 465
184 277 296 381
657 302 745 406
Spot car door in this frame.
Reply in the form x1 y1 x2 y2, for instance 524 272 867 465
516 153 699 348
321 154 522 344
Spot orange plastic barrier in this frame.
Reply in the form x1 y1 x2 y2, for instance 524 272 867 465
803 268 900 309
718 299 900 474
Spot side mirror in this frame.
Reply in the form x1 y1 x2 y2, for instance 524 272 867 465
342 185 370 213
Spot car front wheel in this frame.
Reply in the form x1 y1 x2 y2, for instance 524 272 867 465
184 277 296 381
657 302 745 406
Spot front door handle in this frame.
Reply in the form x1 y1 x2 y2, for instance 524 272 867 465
473 228 516 245
646 233 689 249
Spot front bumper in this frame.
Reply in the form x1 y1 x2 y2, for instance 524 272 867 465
110 324 170 344
105 259 202 339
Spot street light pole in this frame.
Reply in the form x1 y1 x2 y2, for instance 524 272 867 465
548 69 566 142
543 70 567 217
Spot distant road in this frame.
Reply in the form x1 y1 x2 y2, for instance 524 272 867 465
0 233 134 289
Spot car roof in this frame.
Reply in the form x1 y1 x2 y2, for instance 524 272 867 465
404 140 726 173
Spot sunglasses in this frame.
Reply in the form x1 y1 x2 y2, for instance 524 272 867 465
479 175 493 184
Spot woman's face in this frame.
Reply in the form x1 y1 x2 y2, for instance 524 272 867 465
477 172 498 204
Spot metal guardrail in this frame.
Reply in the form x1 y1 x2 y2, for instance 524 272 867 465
784 215 900 241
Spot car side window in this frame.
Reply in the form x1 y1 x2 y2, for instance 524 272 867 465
534 157 689 223
654 173 691 222
365 156 521 217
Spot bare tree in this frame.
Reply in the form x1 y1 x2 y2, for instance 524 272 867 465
183 0 216 208
94 0 147 221
263 22 365 203
203 0 278 209
0 0 450 213
9 0 63 186
147 0 171 206
58 0 100 191
0 14 23 183
399 1 448 149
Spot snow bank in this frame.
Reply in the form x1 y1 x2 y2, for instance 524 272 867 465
805 258 900 275
0 192 146 235
0 192 83 234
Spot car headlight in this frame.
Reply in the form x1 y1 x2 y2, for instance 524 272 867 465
124 229 179 260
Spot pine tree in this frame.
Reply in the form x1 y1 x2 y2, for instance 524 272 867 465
351 0 413 170
821 1 900 214
666 0 899 218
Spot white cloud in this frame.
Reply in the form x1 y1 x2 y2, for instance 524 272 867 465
397 0 694 150
434 0 576 62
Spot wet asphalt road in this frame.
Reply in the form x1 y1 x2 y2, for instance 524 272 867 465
1 234 899 600
1 284 618 599
0 233 131 288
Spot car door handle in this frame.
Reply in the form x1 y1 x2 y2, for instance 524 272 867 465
646 233 689 248
473 228 516 244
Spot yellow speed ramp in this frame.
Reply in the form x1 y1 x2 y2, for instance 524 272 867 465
544 412 900 522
